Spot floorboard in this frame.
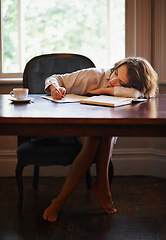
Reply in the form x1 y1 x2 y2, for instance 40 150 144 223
0 176 166 240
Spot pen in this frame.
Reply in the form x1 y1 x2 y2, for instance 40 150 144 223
50 81 62 95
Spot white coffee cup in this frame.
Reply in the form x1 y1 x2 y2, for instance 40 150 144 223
10 88 29 100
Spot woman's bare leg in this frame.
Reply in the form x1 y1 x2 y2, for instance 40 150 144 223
92 137 117 214
43 137 100 222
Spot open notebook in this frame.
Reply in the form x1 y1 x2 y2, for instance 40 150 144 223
43 94 147 107
43 94 89 103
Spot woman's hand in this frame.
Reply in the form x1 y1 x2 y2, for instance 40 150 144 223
86 88 102 96
50 86 66 100
87 87 114 96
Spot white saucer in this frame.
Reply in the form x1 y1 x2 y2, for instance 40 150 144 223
9 97 32 102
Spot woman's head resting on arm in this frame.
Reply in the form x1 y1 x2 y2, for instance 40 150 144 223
110 57 159 98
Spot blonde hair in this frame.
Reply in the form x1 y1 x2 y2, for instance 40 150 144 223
111 57 158 98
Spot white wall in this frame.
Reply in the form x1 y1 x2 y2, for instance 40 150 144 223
0 136 166 178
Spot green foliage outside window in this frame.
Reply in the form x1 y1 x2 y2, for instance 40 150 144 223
1 0 125 73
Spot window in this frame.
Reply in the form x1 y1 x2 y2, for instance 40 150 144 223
0 0 125 79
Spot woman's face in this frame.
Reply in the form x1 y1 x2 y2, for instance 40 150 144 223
109 64 129 87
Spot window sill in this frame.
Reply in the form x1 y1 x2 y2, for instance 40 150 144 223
0 78 166 86
0 78 22 84
159 79 166 85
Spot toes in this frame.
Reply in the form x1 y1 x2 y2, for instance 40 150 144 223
105 209 112 214
112 208 117 214
104 207 117 215
43 213 48 221
43 208 58 222
43 213 57 222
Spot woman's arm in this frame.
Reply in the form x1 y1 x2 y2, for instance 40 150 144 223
87 87 114 96
114 86 142 98
87 86 142 98
45 68 109 96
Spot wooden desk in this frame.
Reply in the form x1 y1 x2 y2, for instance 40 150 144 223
0 94 166 137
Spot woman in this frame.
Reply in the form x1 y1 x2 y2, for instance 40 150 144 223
43 57 158 222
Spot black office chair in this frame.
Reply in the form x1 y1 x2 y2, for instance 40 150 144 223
16 53 114 209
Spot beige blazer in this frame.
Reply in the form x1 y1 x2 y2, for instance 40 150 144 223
45 68 142 98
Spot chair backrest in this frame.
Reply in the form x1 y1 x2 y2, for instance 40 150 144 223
23 53 96 93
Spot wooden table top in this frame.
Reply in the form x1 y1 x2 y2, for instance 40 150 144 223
0 94 166 137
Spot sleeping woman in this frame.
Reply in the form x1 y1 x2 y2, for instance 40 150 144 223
43 57 158 222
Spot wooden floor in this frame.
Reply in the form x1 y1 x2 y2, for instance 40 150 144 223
0 176 166 240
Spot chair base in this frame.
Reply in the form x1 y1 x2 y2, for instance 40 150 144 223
15 161 114 209
15 164 24 210
33 166 39 190
15 164 97 210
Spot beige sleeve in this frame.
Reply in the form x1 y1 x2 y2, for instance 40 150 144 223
45 68 107 95
114 86 142 98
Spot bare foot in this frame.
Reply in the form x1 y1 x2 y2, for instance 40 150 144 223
91 183 117 214
43 198 61 222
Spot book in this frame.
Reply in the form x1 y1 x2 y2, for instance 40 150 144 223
80 95 147 107
43 94 147 107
